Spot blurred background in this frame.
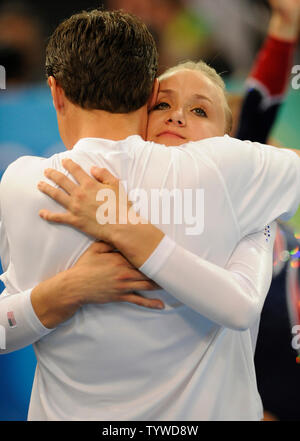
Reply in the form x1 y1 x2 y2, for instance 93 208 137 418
0 0 300 421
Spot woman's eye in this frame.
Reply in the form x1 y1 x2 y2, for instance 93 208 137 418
193 108 207 117
152 102 170 111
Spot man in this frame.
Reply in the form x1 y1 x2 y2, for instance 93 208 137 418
0 9 300 421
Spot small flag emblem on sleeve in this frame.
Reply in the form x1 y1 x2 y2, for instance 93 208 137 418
7 311 17 328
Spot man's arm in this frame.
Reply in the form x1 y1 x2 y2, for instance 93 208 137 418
30 241 163 329
0 242 163 355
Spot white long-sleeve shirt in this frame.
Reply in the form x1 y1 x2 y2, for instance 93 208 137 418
0 134 299 420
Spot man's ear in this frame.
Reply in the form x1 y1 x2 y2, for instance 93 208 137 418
47 76 66 114
147 78 160 111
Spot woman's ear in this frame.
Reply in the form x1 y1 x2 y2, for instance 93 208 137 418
147 78 160 111
47 76 66 114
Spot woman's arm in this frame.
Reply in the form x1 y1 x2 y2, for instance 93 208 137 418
137 224 275 330
37 162 275 330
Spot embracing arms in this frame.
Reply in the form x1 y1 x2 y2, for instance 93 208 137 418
0 240 163 354
37 159 276 330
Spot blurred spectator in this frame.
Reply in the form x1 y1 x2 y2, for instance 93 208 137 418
189 0 270 77
106 0 154 25
106 0 233 76
0 1 46 86
151 0 233 76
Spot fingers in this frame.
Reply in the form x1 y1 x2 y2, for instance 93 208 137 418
62 158 91 184
120 293 165 310
87 241 115 254
115 266 156 283
44 168 77 194
38 209 73 224
38 181 70 208
91 167 119 186
75 241 115 265
62 160 110 192
124 280 160 291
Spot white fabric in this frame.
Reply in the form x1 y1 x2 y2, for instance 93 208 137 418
0 135 299 421
139 225 276 330
0 289 50 352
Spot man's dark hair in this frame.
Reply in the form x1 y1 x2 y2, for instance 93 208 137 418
45 9 158 113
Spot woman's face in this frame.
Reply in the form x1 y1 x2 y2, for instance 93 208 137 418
147 69 227 146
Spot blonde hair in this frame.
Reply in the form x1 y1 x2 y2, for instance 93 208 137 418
159 61 233 134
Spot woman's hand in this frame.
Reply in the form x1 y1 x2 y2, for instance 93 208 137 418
38 159 164 268
38 158 134 244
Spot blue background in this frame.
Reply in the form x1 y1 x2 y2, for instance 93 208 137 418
0 83 64 420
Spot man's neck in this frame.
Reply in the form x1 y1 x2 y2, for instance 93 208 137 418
65 105 148 149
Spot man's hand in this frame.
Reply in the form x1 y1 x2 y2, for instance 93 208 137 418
31 241 164 329
71 241 162 307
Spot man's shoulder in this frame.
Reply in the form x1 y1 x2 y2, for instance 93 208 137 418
4 154 44 172
1 155 43 188
0 151 73 208
71 135 147 154
1 152 65 186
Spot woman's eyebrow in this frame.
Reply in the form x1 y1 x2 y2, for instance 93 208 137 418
191 94 213 104
159 89 213 104
158 88 175 96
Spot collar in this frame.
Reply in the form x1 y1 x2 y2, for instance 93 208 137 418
72 135 142 152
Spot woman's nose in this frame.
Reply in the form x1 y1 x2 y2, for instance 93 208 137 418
166 110 185 127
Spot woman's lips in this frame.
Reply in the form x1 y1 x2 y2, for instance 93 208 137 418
157 131 186 140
